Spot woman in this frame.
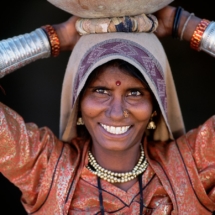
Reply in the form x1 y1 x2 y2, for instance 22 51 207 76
1 5 215 215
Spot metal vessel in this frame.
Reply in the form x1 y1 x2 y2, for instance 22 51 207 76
47 0 174 18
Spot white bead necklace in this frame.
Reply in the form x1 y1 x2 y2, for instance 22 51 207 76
86 145 148 183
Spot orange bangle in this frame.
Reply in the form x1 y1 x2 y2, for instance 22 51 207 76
42 25 60 57
190 19 210 51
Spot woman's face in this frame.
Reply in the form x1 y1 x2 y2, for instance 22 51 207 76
80 65 153 152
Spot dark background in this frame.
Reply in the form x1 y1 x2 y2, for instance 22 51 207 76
0 0 215 214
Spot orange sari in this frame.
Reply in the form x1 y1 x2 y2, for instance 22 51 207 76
0 102 215 214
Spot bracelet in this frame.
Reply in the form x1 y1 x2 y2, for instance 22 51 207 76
42 25 60 57
172 6 183 39
180 13 194 41
0 29 50 78
190 19 210 51
200 21 215 57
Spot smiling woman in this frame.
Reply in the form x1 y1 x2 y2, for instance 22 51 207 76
80 60 154 190
1 2 215 215
58 31 185 213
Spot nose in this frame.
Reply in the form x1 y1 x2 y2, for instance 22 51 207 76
106 96 125 121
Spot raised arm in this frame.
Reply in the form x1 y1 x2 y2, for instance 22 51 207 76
0 16 80 78
154 6 215 57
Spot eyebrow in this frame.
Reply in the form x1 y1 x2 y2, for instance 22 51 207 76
127 87 148 90
88 86 110 89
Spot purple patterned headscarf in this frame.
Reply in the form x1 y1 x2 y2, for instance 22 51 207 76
72 39 166 115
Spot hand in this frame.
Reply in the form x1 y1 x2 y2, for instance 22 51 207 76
153 6 176 38
53 16 81 51
153 6 201 42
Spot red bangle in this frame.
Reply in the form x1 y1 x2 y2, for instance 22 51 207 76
42 25 60 57
190 19 210 51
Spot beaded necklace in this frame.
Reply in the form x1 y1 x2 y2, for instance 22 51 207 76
86 144 148 183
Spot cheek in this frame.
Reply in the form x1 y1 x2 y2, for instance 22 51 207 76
131 100 153 121
80 96 104 119
80 97 93 118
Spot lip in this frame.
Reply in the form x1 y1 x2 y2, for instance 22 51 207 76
99 122 132 136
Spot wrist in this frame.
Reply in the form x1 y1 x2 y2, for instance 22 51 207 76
190 19 210 50
177 10 190 39
53 17 81 52
170 7 201 42
178 10 201 42
53 23 68 51
42 25 61 57
172 7 183 39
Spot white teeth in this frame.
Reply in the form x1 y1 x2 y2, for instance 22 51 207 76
110 126 115 133
100 124 130 134
116 127 120 134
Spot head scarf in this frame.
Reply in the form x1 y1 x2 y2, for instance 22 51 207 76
60 32 185 142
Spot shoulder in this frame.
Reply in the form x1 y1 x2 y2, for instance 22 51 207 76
184 115 215 144
147 116 215 166
177 116 215 170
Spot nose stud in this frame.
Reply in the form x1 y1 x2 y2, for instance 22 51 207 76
123 110 129 118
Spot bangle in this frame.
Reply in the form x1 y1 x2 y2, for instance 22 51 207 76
172 6 183 39
200 21 215 57
190 19 210 51
0 29 50 77
42 25 60 57
180 13 194 41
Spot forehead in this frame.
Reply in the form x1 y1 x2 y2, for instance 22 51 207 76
90 66 144 87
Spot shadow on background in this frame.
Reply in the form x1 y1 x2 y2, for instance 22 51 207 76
0 0 215 214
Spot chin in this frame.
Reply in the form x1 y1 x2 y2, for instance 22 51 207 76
98 139 137 152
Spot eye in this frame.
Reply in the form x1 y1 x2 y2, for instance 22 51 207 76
127 90 141 96
95 88 109 95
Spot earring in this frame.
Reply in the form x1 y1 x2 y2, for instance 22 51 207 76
77 117 85 125
147 111 157 130
123 110 129 118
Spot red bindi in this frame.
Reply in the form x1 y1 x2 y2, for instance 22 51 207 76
116 81 121 86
